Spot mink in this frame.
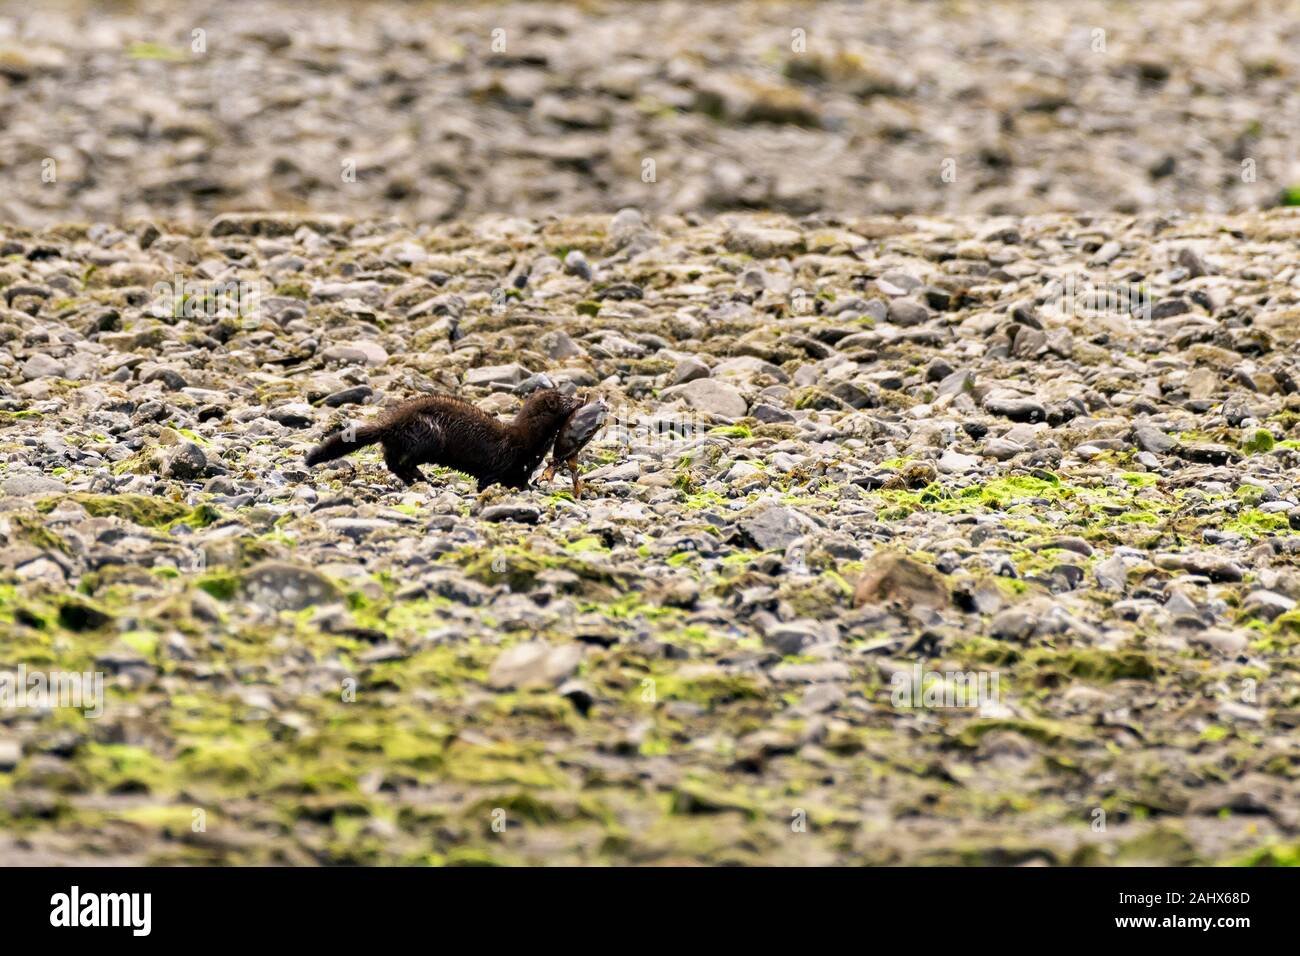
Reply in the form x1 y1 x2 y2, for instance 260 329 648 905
304 389 583 492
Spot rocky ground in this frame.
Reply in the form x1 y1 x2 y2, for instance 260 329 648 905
1 207 1300 864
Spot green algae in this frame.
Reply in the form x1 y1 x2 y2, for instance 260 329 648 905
709 424 753 439
444 739 567 788
10 513 71 555
1025 647 1159 682
671 779 760 819
1224 509 1290 537
36 493 222 530
1242 429 1276 454
78 744 174 796
645 669 767 708
458 544 637 597
955 718 1092 749
126 41 187 61
1233 843 1300 866
195 573 240 600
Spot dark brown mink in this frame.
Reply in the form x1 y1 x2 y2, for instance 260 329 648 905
304 389 584 492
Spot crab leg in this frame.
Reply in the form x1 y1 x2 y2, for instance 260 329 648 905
566 457 582 499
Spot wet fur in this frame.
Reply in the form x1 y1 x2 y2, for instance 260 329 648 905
305 390 582 491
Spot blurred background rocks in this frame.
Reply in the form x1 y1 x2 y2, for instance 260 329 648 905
1 0 1298 226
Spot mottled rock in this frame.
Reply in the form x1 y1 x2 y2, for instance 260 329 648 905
488 641 583 690
241 562 341 612
662 377 748 419
465 364 529 388
854 552 948 610
2 474 66 496
739 505 816 551
163 441 209 480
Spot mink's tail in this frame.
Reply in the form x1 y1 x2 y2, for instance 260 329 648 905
305 424 384 466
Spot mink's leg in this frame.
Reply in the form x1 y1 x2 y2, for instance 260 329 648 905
383 443 424 487
399 466 428 486
383 415 443 488
383 442 406 483
403 414 446 474
539 463 557 484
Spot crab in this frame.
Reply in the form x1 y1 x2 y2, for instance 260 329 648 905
539 397 608 498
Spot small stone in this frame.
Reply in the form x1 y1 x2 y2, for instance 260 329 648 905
359 642 408 664
21 353 65 380
1217 700 1265 723
0 738 21 771
937 368 973 397
488 641 583 690
1038 536 1093 557
886 299 931 326
241 562 341 612
2 474 66 496
877 272 922 296
1177 247 1209 278
725 460 761 482
514 372 556 395
1094 554 1128 591
163 441 208 480
795 684 845 715
141 367 188 390
853 552 949 610
1089 240 1122 266
984 437 1026 460
564 250 592 280
670 357 710 385
739 505 816 551
723 225 803 258
267 403 315 427
465 363 529 388
770 662 851 683
1151 298 1190 320
1190 630 1249 658
990 609 1036 641
1154 552 1244 583
327 517 397 540
541 330 585 360
1241 590 1295 622
481 503 541 524
558 679 595 715
751 402 794 423
763 620 825 656
984 395 1046 423
320 342 389 367
926 358 956 382
662 377 748 419
323 385 374 407
937 450 979 474
609 208 646 247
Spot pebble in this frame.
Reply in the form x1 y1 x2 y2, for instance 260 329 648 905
488 641 584 690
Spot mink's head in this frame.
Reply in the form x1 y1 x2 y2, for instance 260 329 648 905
514 388 583 442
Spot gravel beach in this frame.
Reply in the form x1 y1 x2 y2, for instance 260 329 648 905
3 208 1300 864
1 0 1300 866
